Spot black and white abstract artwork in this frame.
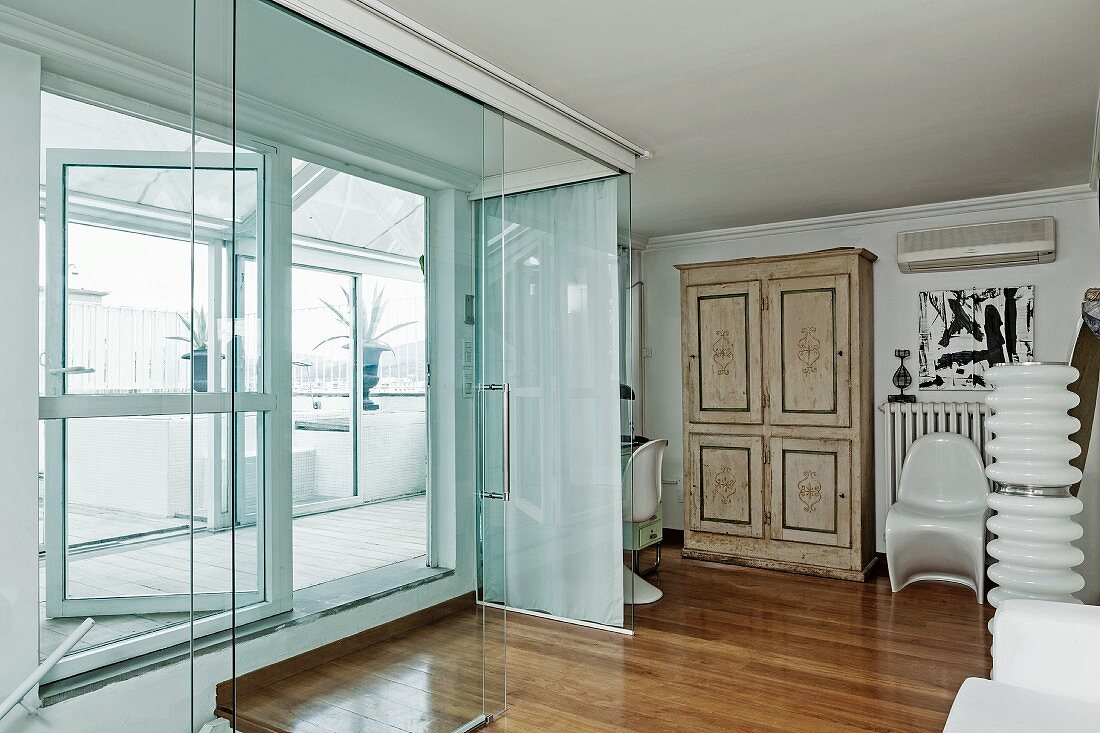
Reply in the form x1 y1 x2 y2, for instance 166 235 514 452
918 286 1035 390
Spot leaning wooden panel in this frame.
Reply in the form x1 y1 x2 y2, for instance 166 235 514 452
769 437 852 548
765 274 851 427
684 281 762 424
687 432 764 537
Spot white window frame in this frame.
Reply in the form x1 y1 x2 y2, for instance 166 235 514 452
286 146 435 565
39 146 292 682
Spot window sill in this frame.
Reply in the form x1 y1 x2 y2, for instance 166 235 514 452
40 557 453 707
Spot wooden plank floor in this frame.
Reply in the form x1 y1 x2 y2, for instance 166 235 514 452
228 544 993 733
39 496 427 659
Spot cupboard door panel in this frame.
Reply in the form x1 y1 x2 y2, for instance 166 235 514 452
688 433 763 538
685 282 762 424
766 275 850 427
769 437 851 547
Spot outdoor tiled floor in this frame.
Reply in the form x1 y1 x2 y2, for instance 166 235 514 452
38 496 427 659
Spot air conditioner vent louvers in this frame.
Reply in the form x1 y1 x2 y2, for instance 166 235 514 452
897 216 1055 273
900 218 1051 253
905 253 1042 271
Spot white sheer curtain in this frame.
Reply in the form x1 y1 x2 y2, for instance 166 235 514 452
482 178 624 627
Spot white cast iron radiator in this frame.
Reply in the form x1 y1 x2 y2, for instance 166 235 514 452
881 402 992 504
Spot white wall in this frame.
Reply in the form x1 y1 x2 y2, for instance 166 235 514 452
0 40 42 714
641 190 1100 556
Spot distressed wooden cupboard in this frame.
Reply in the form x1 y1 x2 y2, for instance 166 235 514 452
677 248 876 580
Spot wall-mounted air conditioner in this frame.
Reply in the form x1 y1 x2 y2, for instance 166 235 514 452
897 216 1055 273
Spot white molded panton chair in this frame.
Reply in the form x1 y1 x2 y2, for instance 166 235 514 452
943 600 1100 732
885 432 989 602
623 439 667 605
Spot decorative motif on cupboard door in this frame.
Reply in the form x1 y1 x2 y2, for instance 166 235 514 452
798 469 822 513
713 465 739 506
798 326 820 375
712 330 735 376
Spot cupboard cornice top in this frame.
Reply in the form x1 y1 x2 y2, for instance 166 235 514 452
674 247 877 271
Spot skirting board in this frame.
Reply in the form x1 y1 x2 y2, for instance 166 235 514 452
680 548 877 582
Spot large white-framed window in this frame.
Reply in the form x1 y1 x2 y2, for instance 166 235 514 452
35 85 442 681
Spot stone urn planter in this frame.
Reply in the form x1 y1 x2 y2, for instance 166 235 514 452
181 347 209 392
361 343 391 411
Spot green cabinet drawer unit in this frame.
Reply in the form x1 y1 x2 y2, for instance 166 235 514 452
624 504 663 551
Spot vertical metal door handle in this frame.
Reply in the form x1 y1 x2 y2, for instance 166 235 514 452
501 382 511 502
480 383 511 501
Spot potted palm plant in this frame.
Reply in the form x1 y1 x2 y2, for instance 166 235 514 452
315 286 413 411
168 308 209 392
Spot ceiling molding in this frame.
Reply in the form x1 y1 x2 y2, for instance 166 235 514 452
618 228 647 251
272 0 646 172
350 0 649 159
473 158 614 200
645 185 1098 251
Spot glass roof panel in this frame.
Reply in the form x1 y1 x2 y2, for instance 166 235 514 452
292 162 425 258
42 92 256 233
41 92 230 176
42 95 423 253
65 166 258 232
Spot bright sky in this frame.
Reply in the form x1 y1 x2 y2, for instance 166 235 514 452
64 223 204 311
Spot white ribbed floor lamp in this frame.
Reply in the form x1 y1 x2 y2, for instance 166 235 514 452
985 363 1085 610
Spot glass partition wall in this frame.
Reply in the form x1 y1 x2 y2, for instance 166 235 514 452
226 1 508 729
33 0 244 716
479 166 637 632
13 0 631 729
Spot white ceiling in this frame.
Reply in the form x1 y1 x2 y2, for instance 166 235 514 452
383 0 1100 238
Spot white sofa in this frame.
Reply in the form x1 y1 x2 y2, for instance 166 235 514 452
944 600 1100 732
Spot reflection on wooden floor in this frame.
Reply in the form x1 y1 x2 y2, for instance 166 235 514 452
225 599 504 733
225 543 992 732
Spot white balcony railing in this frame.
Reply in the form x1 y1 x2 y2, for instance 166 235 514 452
41 295 426 396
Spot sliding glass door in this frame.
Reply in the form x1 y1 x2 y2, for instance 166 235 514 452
227 2 508 731
479 171 634 632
